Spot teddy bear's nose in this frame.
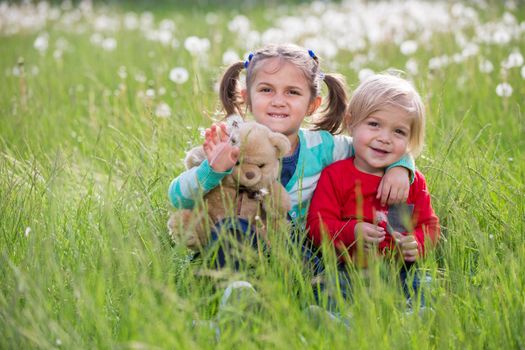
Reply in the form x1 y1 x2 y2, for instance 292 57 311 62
245 171 255 180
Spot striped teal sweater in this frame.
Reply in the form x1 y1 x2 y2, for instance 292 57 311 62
168 128 414 226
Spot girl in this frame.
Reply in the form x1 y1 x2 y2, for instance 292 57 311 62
168 44 415 268
307 73 440 308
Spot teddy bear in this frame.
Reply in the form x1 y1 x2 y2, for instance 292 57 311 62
168 119 291 251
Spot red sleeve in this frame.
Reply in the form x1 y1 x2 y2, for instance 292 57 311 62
306 165 358 251
410 172 440 256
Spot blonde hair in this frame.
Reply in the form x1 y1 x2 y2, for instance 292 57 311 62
346 73 426 157
219 43 348 134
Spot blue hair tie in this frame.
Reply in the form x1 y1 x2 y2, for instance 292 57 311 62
244 52 254 69
308 49 317 59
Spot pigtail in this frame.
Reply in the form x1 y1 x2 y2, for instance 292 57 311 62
219 61 246 117
312 73 348 134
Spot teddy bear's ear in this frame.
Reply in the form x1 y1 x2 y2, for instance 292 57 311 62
269 132 291 158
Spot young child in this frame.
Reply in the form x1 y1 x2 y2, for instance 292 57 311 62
306 73 440 307
169 44 415 268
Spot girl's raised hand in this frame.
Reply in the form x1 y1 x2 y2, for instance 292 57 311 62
392 231 418 262
203 123 239 172
377 167 410 206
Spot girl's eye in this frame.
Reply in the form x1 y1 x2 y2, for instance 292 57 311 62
288 90 301 95
395 129 407 136
260 87 272 93
368 121 379 127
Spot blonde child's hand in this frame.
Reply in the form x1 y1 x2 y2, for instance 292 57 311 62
203 123 240 172
392 231 418 262
377 167 410 206
355 222 386 252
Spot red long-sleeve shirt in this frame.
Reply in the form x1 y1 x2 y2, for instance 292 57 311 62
307 158 439 261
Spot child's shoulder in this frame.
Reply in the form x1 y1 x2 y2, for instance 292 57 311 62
322 157 354 174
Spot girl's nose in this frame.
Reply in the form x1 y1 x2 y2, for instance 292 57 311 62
271 94 286 107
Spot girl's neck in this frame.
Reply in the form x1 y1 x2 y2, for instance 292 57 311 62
285 134 299 157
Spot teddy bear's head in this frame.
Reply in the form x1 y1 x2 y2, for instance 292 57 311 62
224 121 290 191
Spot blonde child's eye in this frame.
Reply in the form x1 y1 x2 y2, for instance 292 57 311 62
289 90 301 95
395 129 407 136
260 87 271 93
368 121 379 127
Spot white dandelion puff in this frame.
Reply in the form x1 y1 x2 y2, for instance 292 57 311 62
101 37 117 51
405 58 418 75
521 66 525 79
34 33 49 52
169 67 189 84
184 36 210 55
222 49 240 65
495 82 513 97
502 51 524 69
400 40 418 55
479 59 494 73
118 66 127 79
25 227 31 237
155 102 172 118
146 88 155 98
358 68 374 82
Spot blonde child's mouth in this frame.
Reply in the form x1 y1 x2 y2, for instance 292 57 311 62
370 146 390 155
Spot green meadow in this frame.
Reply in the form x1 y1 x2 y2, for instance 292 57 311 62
1 1 524 348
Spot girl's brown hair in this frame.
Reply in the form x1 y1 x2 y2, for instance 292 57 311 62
219 43 348 134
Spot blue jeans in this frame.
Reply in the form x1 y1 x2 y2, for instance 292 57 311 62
313 262 431 311
202 218 323 273
204 218 262 270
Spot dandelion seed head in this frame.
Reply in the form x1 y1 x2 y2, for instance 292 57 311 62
155 102 171 118
184 36 210 55
400 40 418 55
34 33 49 52
222 49 240 66
146 88 155 98
169 67 189 84
521 66 525 79
495 82 513 97
101 37 117 51
405 58 418 75
358 68 374 82
25 227 31 237
479 59 494 73
118 66 127 79
502 51 524 69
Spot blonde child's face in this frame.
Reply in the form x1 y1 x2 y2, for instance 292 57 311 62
351 105 412 176
243 58 321 144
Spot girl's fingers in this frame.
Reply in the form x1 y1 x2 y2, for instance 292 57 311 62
379 183 391 206
376 181 383 200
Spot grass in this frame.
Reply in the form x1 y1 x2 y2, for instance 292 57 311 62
1 1 524 349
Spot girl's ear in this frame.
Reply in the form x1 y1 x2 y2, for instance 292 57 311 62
269 132 291 158
240 89 247 101
308 96 322 115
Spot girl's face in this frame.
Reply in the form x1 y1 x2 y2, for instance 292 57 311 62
244 58 321 143
351 105 412 176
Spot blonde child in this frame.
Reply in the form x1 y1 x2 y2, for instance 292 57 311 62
307 73 440 308
168 44 415 269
